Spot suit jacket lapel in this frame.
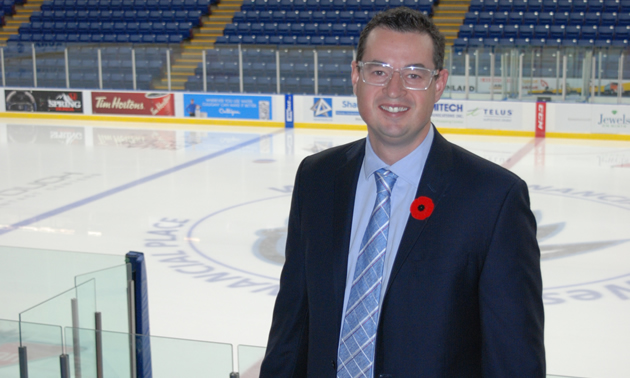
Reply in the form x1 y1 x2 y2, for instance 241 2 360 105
385 128 454 294
331 139 365 327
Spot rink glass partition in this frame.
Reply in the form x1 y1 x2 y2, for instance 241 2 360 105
0 42 628 103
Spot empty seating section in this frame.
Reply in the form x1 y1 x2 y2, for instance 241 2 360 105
9 0 215 43
185 47 355 95
216 0 435 45
455 0 630 48
2 44 168 89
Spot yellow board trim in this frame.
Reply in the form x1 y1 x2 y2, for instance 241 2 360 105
2 112 630 140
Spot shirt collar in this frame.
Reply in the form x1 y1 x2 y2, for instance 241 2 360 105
363 124 435 185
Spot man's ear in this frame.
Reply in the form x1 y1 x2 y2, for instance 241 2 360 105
433 69 449 103
351 61 360 96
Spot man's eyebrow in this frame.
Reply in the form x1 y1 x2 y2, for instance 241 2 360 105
365 60 431 69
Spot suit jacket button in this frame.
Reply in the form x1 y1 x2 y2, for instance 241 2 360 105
331 360 336 369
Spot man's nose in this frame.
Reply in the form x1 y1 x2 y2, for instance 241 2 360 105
385 71 406 97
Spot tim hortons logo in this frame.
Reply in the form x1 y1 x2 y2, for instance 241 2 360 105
94 96 144 110
150 97 170 115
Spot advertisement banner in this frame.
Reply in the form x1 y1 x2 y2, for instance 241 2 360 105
590 105 630 134
465 101 523 130
285 94 294 128
91 92 175 116
302 96 364 124
535 102 546 138
5 90 83 113
432 100 466 127
182 94 272 120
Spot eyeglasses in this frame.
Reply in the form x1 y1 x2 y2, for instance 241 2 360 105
357 61 439 91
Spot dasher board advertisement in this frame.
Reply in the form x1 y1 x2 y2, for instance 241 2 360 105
91 92 175 116
183 94 272 120
5 90 83 113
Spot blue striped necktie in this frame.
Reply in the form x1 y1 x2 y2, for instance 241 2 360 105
337 168 398 378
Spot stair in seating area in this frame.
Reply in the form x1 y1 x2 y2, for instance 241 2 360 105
0 0 44 46
432 0 470 46
155 0 242 90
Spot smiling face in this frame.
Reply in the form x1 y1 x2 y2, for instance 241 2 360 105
352 27 448 164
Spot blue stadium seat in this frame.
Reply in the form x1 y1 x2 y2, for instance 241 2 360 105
488 24 504 37
473 24 489 37
520 23 535 37
514 37 530 45
581 24 598 38
311 10 326 22
611 38 628 47
557 0 573 11
483 0 499 11
615 24 630 38
290 22 304 34
530 37 547 45
508 11 523 23
565 24 581 38
618 12 630 24
452 37 468 48
497 0 513 11
346 23 363 36
503 24 519 37
594 38 612 46
331 23 346 35
573 0 590 10
478 11 494 23
297 10 312 22
568 11 585 24
512 0 529 11
603 0 619 11
541 0 558 11
276 22 290 35
550 24 566 37
598 24 615 38
534 24 550 37
584 11 601 24
484 37 501 46
599 11 616 25
339 35 355 45
553 11 570 24
538 11 555 24
523 11 539 23
588 0 605 10
529 0 544 10
470 0 484 11
459 24 474 38
317 22 332 35
284 10 299 22
463 11 479 23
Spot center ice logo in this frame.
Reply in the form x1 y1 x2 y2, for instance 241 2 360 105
311 97 333 118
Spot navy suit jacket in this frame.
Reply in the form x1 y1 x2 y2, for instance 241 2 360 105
260 128 545 377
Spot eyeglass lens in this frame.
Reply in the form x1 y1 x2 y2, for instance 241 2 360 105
361 62 435 90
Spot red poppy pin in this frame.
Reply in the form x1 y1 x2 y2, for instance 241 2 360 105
410 196 434 220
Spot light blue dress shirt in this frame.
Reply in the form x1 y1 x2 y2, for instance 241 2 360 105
338 125 435 354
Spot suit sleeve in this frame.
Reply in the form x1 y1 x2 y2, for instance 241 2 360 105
479 179 546 377
259 160 309 378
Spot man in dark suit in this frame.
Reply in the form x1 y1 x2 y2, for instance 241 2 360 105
261 7 545 378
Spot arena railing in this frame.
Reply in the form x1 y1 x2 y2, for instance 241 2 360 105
0 245 590 377
0 42 628 103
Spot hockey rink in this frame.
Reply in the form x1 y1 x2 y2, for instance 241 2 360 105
0 117 629 377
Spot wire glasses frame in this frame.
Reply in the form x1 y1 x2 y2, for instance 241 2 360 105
357 61 440 91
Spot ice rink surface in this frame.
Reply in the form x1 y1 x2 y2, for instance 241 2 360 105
1 117 629 377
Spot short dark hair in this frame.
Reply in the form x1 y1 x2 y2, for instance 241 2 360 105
355 7 446 71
